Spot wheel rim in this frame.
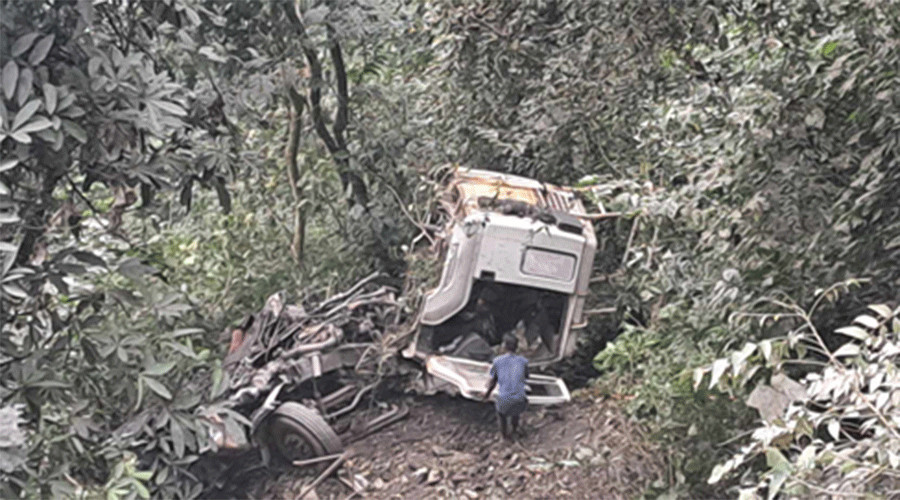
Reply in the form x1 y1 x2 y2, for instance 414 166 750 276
268 415 325 462
282 433 314 461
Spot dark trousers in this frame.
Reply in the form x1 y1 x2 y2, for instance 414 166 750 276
495 395 527 438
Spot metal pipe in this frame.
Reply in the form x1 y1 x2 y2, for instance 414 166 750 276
293 453 343 468
326 383 376 420
279 331 341 359
583 307 617 315
320 385 358 410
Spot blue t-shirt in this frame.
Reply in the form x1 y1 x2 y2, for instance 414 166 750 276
489 353 529 401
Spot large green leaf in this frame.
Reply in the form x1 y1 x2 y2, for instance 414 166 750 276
1 61 18 101
28 34 54 66
43 84 57 114
11 99 40 131
141 376 172 400
10 32 40 57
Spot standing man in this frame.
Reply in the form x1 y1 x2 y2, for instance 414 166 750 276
484 334 529 439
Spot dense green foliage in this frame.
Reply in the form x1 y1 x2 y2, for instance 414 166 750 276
0 2 236 497
1 0 898 498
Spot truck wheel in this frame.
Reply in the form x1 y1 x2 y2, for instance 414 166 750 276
266 402 343 463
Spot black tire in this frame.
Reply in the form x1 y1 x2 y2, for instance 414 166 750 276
266 402 343 463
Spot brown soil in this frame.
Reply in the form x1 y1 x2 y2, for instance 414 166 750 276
240 387 664 499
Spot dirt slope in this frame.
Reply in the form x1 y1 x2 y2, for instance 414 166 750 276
247 388 663 499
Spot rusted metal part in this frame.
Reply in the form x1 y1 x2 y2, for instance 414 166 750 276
224 294 284 368
228 329 244 355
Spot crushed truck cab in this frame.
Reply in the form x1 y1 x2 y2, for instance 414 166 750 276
405 168 597 405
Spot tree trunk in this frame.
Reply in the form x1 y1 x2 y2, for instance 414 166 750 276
285 85 306 265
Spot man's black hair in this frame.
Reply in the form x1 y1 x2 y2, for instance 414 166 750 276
503 333 518 353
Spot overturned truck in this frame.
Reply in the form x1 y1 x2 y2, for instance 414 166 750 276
210 167 602 468
404 168 597 404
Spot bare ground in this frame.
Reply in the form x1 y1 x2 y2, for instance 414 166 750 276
233 386 663 499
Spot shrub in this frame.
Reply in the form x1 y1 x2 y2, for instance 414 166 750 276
698 288 899 498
